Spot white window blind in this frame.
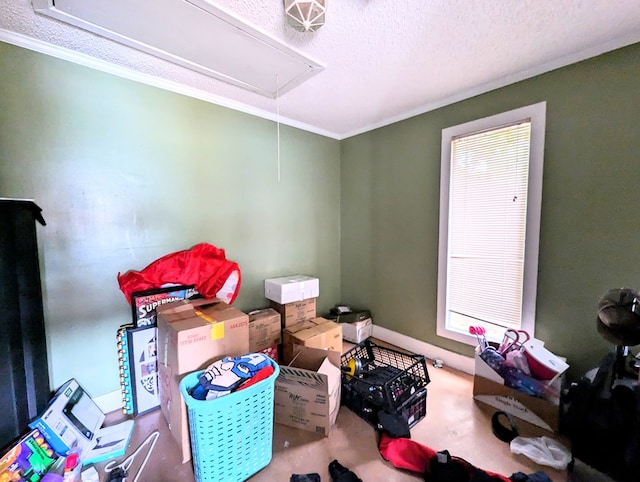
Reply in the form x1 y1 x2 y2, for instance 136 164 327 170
437 101 546 346
447 121 531 335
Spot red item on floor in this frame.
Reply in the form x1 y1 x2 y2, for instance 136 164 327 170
378 434 511 482
117 243 241 304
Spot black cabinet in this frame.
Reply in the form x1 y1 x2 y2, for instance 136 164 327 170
0 199 50 451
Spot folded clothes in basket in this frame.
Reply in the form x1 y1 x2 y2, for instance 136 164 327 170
190 353 273 400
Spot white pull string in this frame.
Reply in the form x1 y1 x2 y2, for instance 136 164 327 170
104 430 159 482
276 74 281 183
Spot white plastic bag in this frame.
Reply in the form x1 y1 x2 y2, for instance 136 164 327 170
510 436 572 470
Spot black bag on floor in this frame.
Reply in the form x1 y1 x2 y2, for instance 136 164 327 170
561 353 640 481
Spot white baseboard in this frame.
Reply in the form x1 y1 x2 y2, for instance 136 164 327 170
94 389 123 414
94 326 475 414
372 325 475 375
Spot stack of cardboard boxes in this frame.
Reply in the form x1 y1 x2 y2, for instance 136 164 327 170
264 275 343 436
247 308 281 361
264 275 343 364
155 275 349 464
156 298 250 463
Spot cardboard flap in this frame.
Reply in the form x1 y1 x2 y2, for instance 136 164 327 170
157 297 224 317
278 346 340 388
318 357 341 416
285 319 319 336
285 317 335 340
318 357 340 379
474 348 506 384
475 394 554 431
290 345 340 370
248 308 277 318
279 364 328 388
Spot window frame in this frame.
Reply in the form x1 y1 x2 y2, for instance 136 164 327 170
436 101 546 345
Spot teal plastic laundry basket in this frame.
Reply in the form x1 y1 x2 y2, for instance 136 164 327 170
179 358 280 482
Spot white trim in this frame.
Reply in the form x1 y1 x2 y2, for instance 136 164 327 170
93 390 123 414
4 25 639 141
372 325 475 375
0 28 339 140
341 32 640 140
437 102 546 346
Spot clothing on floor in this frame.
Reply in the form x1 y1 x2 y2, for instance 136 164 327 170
328 460 363 482
290 474 321 482
378 434 552 482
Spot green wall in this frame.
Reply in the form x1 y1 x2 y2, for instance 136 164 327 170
0 42 341 397
2 38 640 399
341 42 640 379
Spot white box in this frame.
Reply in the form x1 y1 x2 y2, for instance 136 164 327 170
342 317 373 343
264 275 319 304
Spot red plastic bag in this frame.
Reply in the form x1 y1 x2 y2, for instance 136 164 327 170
117 243 241 305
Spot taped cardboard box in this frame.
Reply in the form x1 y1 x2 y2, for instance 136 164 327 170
156 298 249 463
473 348 561 432
248 308 282 352
274 346 341 436
282 317 342 365
270 298 316 328
264 275 319 304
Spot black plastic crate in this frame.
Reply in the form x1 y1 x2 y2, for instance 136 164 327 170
340 340 430 413
342 383 427 429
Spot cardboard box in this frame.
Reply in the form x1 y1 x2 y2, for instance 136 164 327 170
264 275 319 304
274 346 342 436
270 298 316 328
473 348 561 432
282 317 342 364
156 298 249 463
248 308 282 352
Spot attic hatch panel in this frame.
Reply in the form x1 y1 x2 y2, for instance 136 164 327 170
33 0 324 97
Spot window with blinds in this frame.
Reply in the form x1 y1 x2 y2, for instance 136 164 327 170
437 102 546 345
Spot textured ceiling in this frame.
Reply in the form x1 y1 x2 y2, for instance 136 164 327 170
2 0 640 139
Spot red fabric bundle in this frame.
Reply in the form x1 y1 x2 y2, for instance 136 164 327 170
117 243 241 304
236 366 275 392
378 434 511 482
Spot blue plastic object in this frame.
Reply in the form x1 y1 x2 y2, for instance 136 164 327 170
179 357 279 482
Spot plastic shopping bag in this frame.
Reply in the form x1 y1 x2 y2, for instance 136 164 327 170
510 436 571 470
